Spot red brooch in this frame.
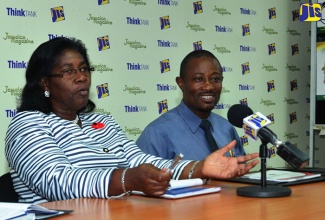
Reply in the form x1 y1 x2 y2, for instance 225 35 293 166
92 122 105 129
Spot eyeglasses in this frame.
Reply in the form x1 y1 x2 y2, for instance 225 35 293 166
48 67 95 79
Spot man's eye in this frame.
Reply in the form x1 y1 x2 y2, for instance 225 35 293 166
212 76 223 82
194 77 202 82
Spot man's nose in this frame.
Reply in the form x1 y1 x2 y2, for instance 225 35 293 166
202 79 214 90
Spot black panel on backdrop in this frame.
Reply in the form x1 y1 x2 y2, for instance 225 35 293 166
316 28 325 124
316 99 325 124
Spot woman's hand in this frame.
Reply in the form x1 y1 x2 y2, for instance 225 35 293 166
125 164 171 197
201 140 259 179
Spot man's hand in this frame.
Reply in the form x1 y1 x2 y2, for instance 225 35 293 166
201 140 259 179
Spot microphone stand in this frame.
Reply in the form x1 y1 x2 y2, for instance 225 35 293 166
236 139 292 198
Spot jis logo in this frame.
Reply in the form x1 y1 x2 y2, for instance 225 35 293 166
160 16 170 30
97 36 110 51
290 79 298 91
239 98 248 105
241 62 250 75
299 3 321 22
268 43 276 55
268 7 276 19
248 114 267 128
267 114 275 124
193 41 203 50
292 10 300 21
193 1 203 14
243 124 255 140
51 6 65 22
98 0 110 5
240 136 249 147
158 99 168 114
291 44 299 55
267 80 275 92
242 24 250 36
289 112 297 124
160 59 170 73
96 83 109 99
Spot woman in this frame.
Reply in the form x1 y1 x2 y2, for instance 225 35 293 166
5 37 259 204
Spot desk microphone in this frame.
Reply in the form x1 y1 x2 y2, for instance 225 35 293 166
227 104 309 170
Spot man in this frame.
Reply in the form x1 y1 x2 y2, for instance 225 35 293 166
136 50 245 160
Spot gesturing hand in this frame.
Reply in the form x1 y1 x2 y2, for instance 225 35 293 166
201 140 259 179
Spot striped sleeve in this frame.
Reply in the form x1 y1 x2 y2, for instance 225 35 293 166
5 112 113 203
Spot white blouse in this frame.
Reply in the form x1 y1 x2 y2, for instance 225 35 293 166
5 111 190 204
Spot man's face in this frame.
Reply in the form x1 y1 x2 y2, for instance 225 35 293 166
176 56 223 119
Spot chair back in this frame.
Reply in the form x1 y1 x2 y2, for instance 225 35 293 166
0 172 19 202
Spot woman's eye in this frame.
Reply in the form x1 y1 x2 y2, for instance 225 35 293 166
64 69 74 74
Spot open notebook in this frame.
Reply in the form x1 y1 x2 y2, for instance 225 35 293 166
0 202 72 220
225 168 325 186
241 170 322 182
132 178 220 199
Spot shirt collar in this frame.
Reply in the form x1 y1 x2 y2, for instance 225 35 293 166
176 100 212 133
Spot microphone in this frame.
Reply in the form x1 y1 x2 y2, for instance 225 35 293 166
227 104 309 170
227 104 279 144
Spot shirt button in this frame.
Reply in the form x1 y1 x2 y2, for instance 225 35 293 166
103 148 109 153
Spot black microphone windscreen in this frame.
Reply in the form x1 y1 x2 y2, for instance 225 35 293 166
227 104 253 128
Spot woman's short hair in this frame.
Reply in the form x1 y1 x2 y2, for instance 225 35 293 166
18 37 95 113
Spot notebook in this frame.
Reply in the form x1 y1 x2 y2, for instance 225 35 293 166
241 170 321 182
132 178 221 199
0 202 72 219
225 168 325 186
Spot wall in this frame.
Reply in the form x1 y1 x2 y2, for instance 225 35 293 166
0 0 311 175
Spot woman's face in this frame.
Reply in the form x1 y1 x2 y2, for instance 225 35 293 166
45 49 91 115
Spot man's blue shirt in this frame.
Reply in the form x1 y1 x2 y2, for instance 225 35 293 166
136 101 245 160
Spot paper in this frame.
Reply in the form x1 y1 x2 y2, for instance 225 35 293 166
319 129 325 136
163 187 221 199
168 178 204 189
133 178 220 199
0 202 64 220
242 170 322 182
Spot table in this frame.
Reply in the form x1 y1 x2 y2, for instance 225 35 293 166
41 180 325 219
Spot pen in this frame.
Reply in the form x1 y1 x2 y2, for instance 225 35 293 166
229 149 235 157
166 153 184 173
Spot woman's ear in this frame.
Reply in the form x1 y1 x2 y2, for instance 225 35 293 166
40 77 49 91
